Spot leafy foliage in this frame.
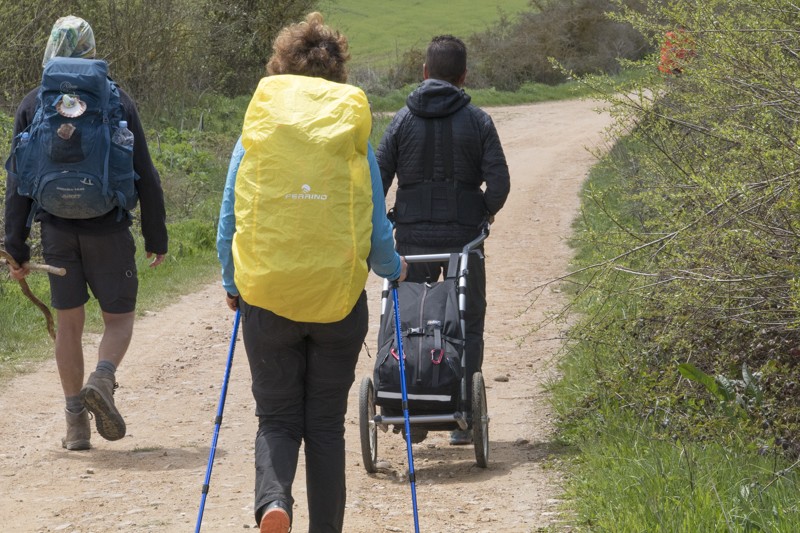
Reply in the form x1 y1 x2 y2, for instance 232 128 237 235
346 0 652 93
197 0 316 96
678 362 763 420
148 127 228 221
549 2 800 527
466 0 652 90
561 0 800 465
0 0 316 116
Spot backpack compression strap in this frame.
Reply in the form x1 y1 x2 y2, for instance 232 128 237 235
422 116 454 183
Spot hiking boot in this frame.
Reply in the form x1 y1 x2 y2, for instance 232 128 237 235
80 370 126 441
449 429 473 445
260 501 291 533
61 408 91 450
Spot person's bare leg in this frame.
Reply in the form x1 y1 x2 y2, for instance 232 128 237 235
97 311 135 368
80 310 134 441
55 306 86 397
56 307 92 450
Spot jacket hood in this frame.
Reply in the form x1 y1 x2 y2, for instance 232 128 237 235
406 79 471 118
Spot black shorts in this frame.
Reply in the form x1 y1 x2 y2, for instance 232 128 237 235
41 224 138 313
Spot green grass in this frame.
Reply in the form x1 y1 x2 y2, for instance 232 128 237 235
562 410 800 532
0 274 55 379
131 220 220 316
318 0 531 68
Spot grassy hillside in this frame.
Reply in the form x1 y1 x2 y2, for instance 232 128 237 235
317 0 531 67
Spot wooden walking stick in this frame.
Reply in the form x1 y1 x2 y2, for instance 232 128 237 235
0 248 66 340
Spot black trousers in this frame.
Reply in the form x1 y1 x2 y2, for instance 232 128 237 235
396 242 486 408
241 291 368 533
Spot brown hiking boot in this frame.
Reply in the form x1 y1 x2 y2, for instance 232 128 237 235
61 408 91 450
80 370 126 441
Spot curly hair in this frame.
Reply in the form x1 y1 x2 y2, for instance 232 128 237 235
266 12 350 83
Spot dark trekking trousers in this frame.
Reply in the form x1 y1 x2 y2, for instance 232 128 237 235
241 291 369 533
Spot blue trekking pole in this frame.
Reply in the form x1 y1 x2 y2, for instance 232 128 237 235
391 282 421 533
195 308 241 533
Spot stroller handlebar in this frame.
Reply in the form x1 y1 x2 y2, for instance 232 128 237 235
462 222 490 255
399 223 490 265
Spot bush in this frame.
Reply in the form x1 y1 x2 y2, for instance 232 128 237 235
350 1 651 94
466 0 652 90
0 0 194 115
0 1 314 117
0 112 12 240
196 0 315 96
148 127 231 221
565 0 800 451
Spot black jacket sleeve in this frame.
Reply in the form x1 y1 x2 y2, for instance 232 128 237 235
119 89 168 255
478 112 510 216
376 108 408 196
3 90 38 265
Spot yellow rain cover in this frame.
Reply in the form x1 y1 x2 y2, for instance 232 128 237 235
233 74 373 323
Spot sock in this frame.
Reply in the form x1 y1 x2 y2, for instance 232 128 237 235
96 360 117 375
66 395 84 413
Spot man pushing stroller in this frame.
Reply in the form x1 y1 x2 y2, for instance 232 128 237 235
377 34 511 445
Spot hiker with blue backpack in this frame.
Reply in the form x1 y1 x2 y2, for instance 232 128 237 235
216 12 407 533
3 16 168 451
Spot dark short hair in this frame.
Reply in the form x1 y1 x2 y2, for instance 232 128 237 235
426 35 467 85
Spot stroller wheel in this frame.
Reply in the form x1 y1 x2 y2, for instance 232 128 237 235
359 376 378 473
471 372 489 468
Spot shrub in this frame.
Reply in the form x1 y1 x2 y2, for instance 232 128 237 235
566 0 800 451
467 0 652 90
0 1 314 117
350 1 651 94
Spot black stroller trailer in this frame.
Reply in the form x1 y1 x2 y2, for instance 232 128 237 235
359 228 490 471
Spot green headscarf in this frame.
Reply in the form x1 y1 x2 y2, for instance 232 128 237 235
42 16 96 67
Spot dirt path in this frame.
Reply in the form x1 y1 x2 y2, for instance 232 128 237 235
0 98 612 533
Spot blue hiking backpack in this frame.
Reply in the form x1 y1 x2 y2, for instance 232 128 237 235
5 57 138 220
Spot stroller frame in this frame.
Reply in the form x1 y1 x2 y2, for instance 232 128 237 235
359 227 490 471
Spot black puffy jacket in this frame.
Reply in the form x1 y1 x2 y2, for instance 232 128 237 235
377 79 510 248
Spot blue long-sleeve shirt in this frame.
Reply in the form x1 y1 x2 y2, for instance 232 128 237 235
216 137 402 296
